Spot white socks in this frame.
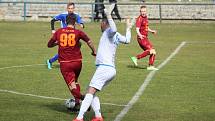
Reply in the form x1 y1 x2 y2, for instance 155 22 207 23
91 96 102 117
77 93 93 119
76 94 102 119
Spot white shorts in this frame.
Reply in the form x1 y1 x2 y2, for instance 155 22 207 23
89 65 116 91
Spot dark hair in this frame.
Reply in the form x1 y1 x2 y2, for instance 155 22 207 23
66 13 76 25
102 18 109 25
67 2 75 8
140 5 146 9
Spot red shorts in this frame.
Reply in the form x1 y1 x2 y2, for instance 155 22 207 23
137 37 153 51
60 61 82 86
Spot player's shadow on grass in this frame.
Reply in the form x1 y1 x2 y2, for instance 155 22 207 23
43 102 77 115
43 102 96 120
127 65 147 69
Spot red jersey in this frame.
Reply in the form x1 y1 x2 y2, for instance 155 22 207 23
48 27 90 62
136 15 149 37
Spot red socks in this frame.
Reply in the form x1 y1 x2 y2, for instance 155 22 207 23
136 49 156 66
71 83 82 104
149 54 155 66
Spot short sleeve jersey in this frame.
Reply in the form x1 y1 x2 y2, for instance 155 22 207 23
49 27 90 62
136 15 148 37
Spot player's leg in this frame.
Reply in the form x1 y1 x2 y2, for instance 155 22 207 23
141 39 158 70
90 66 115 121
131 38 148 66
60 62 84 107
91 96 102 118
71 62 84 103
74 66 116 121
147 48 159 71
149 54 155 66
149 49 156 66
71 83 83 105
131 56 138 66
46 54 59 69
138 38 152 58
75 82 84 99
142 39 158 70
91 96 103 121
74 87 97 121
136 49 150 59
49 54 59 63
89 66 115 120
94 12 99 21
74 67 101 120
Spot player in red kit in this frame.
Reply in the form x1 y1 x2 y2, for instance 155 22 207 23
131 5 159 71
47 13 96 110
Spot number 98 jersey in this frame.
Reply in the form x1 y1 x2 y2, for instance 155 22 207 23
48 27 90 62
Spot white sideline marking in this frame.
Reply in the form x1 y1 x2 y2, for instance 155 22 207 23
0 60 161 70
0 64 46 70
102 103 128 107
0 89 127 107
187 41 215 44
0 89 66 100
0 60 140 70
114 41 186 121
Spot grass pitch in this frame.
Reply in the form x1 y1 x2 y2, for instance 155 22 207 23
0 21 215 121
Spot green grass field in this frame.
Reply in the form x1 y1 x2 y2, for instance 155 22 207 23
0 21 215 121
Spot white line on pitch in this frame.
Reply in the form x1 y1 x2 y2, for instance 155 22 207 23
0 89 66 100
114 41 186 121
0 89 127 107
187 41 215 44
0 64 46 70
0 60 160 70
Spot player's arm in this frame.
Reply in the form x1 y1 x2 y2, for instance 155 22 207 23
136 28 143 37
148 27 157 35
47 32 58 48
51 14 63 33
115 18 133 44
51 18 58 34
136 27 146 39
105 3 117 34
87 40 96 56
136 17 145 39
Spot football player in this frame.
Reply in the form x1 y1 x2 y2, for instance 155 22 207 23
47 13 96 111
131 5 159 71
47 2 84 69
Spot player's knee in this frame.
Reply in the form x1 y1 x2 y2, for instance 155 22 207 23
68 81 76 90
150 49 156 55
88 87 97 95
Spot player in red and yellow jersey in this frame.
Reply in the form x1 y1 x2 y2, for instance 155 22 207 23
131 5 159 71
47 13 96 110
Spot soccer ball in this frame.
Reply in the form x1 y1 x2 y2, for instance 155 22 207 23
65 98 76 109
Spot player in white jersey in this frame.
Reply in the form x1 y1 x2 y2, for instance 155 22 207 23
73 3 134 121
